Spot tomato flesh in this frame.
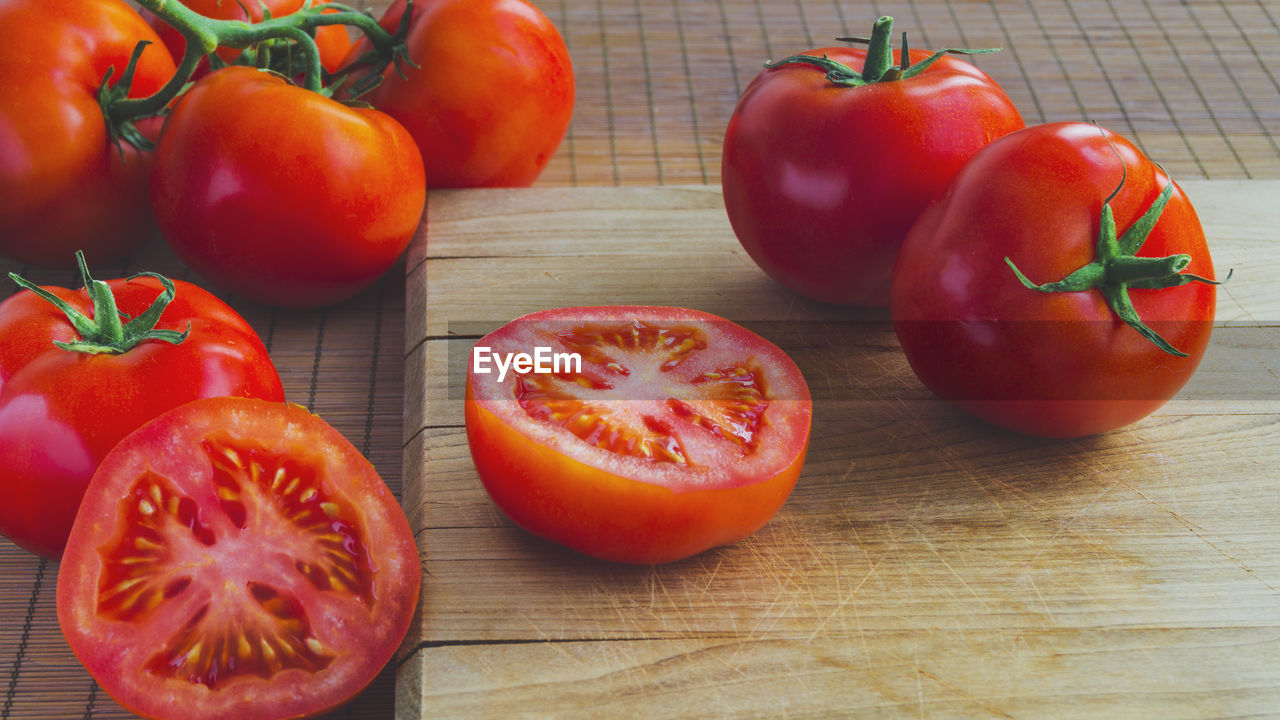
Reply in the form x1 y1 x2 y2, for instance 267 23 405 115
58 398 420 720
514 322 771 466
466 307 812 564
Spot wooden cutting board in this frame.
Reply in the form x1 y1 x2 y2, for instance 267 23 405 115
400 182 1280 718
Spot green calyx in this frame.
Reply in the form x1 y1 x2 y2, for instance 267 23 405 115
106 0 402 137
96 40 159 157
764 16 999 86
1005 181 1229 357
8 251 189 355
341 2 421 101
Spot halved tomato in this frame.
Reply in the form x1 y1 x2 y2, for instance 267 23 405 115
465 306 812 564
56 397 420 720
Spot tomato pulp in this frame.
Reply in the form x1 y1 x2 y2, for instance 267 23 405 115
465 307 812 564
57 397 421 720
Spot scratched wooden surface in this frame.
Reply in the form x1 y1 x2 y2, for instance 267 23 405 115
3 0 1280 719
400 181 1280 718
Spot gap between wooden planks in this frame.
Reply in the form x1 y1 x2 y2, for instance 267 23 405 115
398 182 1280 719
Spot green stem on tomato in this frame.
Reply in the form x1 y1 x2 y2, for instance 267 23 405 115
96 41 161 154
8 252 190 356
1005 182 1231 357
270 25 323 91
341 2 421 100
109 0 399 128
765 15 1000 87
859 16 896 82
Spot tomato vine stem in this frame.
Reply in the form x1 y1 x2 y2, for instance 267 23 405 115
108 0 399 133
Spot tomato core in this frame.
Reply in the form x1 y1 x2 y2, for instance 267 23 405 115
511 320 771 467
92 432 379 691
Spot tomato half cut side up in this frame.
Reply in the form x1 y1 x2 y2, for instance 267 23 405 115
465 306 813 565
56 398 420 720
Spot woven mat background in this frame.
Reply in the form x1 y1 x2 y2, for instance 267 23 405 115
2 1 1277 718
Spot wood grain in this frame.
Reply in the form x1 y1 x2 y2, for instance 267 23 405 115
400 182 1280 718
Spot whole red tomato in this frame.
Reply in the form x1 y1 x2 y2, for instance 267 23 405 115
58 397 420 720
0 259 284 558
142 0 353 75
151 66 425 308
466 306 812 564
890 122 1222 438
343 0 574 188
721 18 1024 306
0 0 176 267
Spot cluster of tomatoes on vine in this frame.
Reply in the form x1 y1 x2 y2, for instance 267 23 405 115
0 0 574 306
0 2 573 718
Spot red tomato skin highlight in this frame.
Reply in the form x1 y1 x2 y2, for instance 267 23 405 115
0 277 283 558
467 384 807 565
0 0 176 267
721 46 1024 307
151 66 425 308
890 122 1218 438
343 0 574 188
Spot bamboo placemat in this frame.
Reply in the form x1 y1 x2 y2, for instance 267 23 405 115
2 1 1278 718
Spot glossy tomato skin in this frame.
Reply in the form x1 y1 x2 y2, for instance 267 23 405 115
0 276 284 558
344 0 574 188
890 122 1218 438
721 47 1024 306
0 0 176 267
143 0 353 75
57 397 420 720
465 306 812 564
151 66 425 308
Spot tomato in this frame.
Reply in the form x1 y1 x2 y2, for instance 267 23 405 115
465 306 812 564
151 65 425 308
0 0 177 267
142 0 353 76
721 18 1024 306
0 261 284 558
57 397 420 720
890 122 1222 438
342 0 574 188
